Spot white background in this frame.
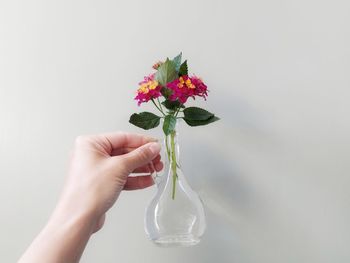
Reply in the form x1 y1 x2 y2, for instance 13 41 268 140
1 0 349 262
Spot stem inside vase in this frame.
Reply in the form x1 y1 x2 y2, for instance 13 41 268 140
169 130 177 200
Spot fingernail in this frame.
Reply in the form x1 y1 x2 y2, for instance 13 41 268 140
149 142 161 155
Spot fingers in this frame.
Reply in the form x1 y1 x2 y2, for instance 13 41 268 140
119 142 161 172
102 132 157 152
112 149 163 173
111 147 161 157
123 175 154 190
132 160 164 174
131 154 161 172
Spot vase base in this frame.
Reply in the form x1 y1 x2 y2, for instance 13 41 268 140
151 235 200 247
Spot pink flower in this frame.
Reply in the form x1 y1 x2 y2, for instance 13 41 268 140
135 74 162 106
167 75 208 104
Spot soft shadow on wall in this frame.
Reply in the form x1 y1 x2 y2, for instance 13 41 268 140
176 91 271 262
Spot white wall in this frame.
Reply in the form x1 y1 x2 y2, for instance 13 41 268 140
1 0 349 262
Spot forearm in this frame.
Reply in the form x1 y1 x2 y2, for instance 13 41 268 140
18 203 96 263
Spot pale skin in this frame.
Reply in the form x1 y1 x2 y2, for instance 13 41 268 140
18 132 163 263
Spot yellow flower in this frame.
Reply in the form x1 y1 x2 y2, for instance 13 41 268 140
177 76 195 89
137 80 159 94
185 78 195 89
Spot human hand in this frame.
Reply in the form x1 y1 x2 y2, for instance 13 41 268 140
53 132 163 233
18 132 162 263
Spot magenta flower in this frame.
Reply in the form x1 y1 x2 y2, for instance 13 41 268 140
191 75 209 99
135 74 162 106
167 75 208 104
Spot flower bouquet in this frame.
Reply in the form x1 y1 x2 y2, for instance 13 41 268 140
129 53 219 199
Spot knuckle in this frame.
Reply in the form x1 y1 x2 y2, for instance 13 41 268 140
136 147 150 162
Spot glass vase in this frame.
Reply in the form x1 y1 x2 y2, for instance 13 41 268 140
144 121 206 247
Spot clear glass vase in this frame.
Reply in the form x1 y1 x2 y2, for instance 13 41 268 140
144 121 206 247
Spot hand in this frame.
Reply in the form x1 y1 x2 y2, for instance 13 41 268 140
19 132 163 263
56 132 163 233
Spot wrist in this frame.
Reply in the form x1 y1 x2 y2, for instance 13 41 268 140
48 199 99 236
18 200 97 263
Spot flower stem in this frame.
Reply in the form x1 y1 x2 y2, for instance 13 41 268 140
157 97 164 113
170 130 177 200
165 135 170 162
174 104 182 117
151 99 165 116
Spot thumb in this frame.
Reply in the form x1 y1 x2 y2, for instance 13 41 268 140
120 142 161 172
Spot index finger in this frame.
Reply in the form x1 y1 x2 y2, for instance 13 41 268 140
101 132 158 151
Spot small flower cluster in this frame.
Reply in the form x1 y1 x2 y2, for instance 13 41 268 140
167 75 208 104
134 57 208 106
134 74 162 106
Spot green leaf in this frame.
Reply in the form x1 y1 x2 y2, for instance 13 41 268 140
129 112 160 130
179 60 188 76
183 115 220 126
163 115 177 135
183 107 219 127
183 107 214 121
172 52 182 71
155 58 177 86
162 99 185 110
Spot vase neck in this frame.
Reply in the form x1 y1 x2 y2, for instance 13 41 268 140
164 130 180 164
162 120 181 167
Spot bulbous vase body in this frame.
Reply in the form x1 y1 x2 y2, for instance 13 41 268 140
144 124 206 247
